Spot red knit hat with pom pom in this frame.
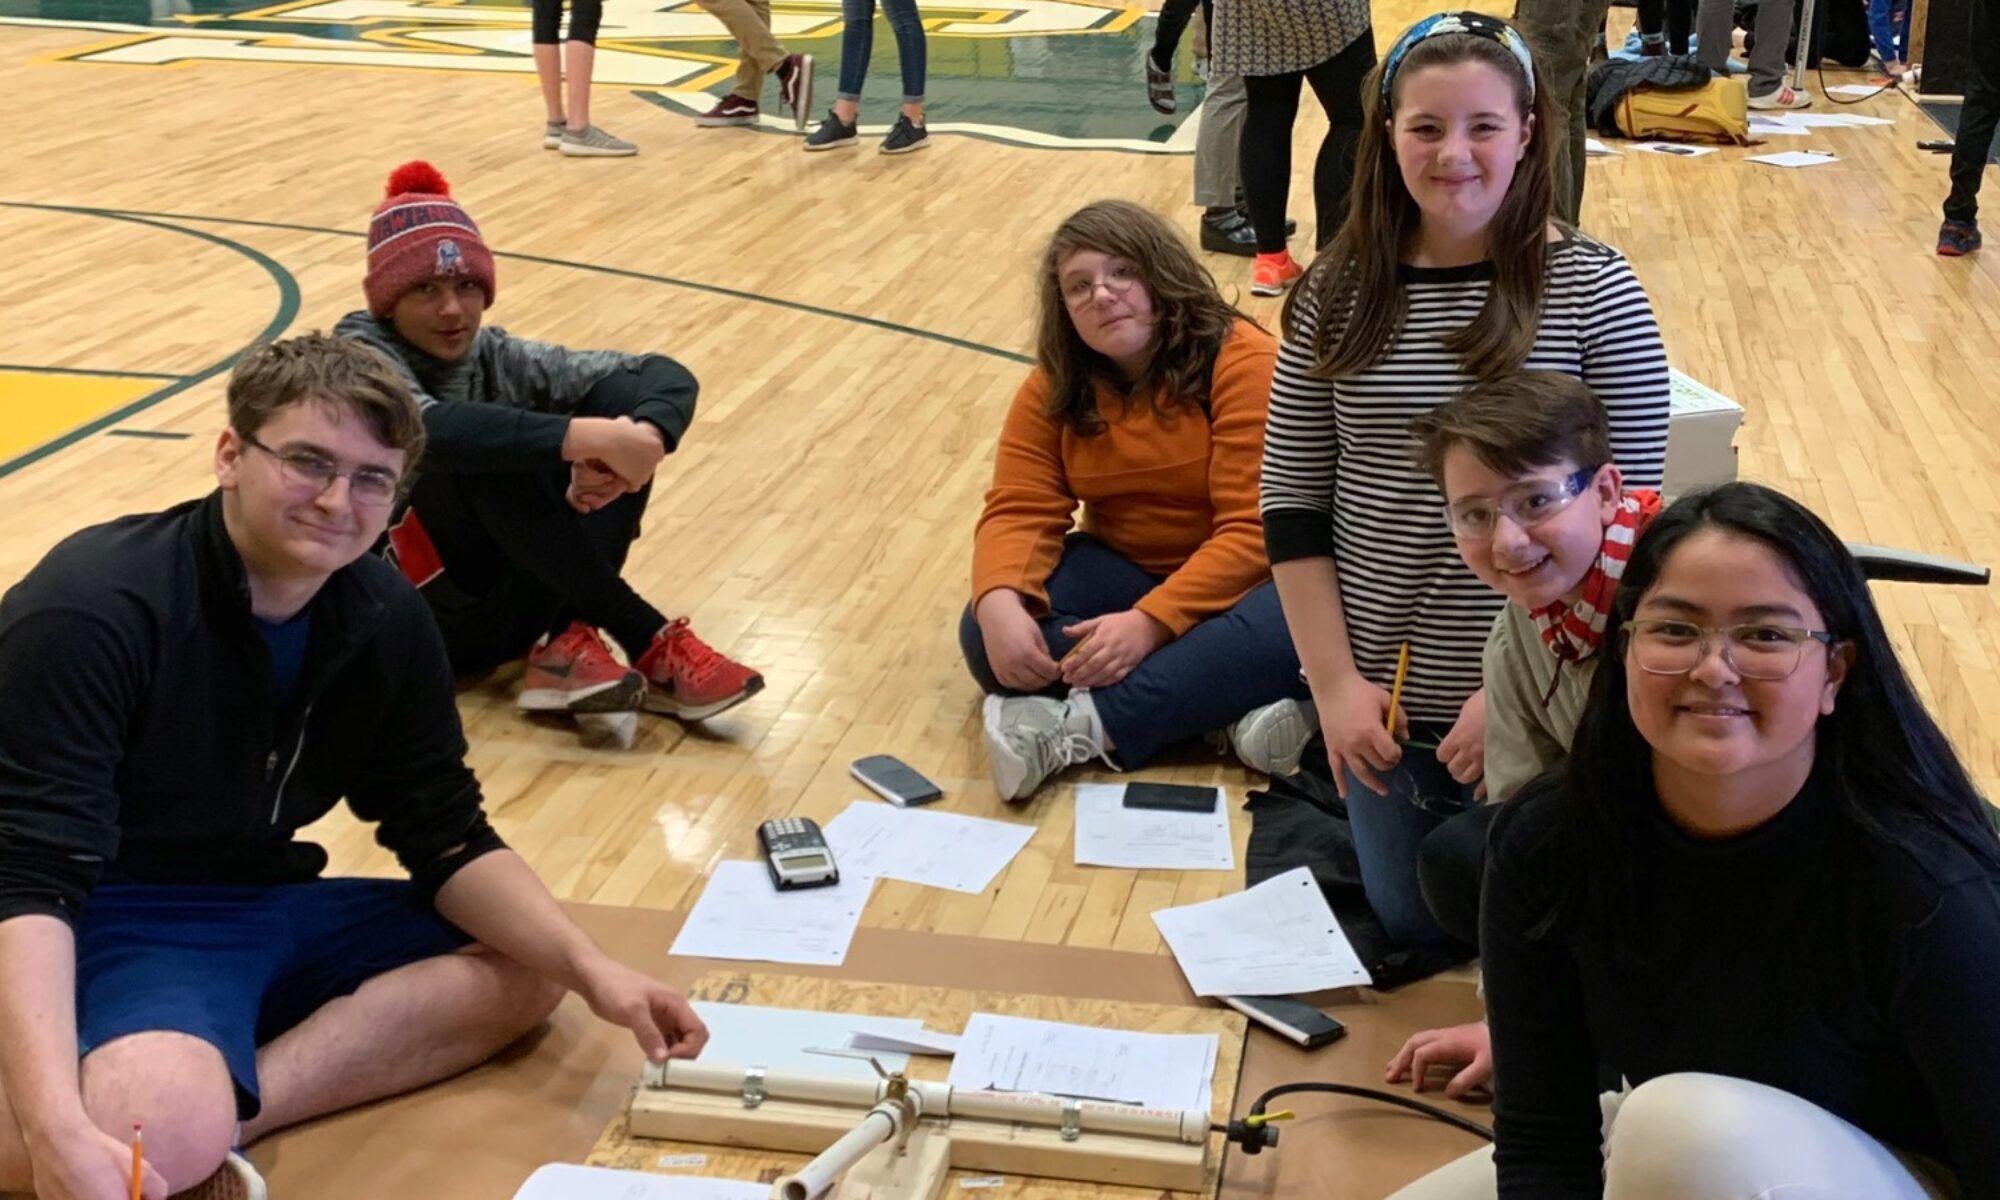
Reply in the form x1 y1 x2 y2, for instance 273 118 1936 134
364 161 497 318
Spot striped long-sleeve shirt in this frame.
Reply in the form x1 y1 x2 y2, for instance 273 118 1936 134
1259 234 1671 721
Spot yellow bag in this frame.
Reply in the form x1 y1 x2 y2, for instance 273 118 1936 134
1614 77 1750 144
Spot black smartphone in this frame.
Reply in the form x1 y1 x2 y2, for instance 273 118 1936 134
1221 995 1347 1048
1122 782 1220 813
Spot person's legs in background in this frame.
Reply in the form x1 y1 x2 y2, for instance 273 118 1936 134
1940 0 1997 254
1147 0 1203 112
876 0 929 150
1299 30 1377 250
1240 69 1309 292
1193 70 1257 254
690 0 814 129
552 0 640 155
1515 0 1612 224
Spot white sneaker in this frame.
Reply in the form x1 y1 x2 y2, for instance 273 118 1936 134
177 1152 267 1200
1747 84 1812 110
982 693 1108 801
1226 698 1317 777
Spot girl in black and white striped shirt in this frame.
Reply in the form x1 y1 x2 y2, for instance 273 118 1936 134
1259 12 1670 949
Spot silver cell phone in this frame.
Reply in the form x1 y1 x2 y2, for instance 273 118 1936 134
850 755 943 807
757 816 840 890
1221 995 1347 1048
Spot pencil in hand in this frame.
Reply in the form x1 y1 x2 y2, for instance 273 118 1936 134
1385 641 1411 736
129 1122 143 1200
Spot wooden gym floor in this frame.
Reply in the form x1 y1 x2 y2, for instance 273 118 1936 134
1 0 1997 963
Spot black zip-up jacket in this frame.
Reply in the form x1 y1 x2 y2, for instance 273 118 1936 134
0 493 506 925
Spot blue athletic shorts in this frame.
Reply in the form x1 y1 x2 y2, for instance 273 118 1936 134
75 878 474 1119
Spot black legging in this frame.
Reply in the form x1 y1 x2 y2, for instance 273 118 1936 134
532 0 603 45
1238 30 1376 255
1149 0 1203 70
404 371 667 672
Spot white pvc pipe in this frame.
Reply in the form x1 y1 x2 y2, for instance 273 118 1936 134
644 1059 1208 1145
773 1104 900 1200
647 1059 881 1108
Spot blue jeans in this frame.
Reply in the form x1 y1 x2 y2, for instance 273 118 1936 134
837 0 927 103
1343 724 1479 949
958 534 1307 767
1866 0 1910 64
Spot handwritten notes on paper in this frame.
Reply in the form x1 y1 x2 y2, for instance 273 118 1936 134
1151 867 1372 996
824 801 1036 894
947 1013 1217 1112
1074 785 1233 871
669 861 872 966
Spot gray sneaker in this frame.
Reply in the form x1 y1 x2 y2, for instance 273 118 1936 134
543 120 564 149
1226 698 1317 777
560 124 638 157
983 693 1107 801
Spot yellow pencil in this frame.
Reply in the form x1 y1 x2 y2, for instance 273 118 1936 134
129 1123 143 1200
1059 634 1092 665
1385 641 1411 735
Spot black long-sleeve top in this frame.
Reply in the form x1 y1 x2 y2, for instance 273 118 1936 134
1483 774 2000 1196
0 493 506 925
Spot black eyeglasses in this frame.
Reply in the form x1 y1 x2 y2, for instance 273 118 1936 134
241 433 402 508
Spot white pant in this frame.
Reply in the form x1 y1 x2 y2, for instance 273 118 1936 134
1389 1073 1960 1200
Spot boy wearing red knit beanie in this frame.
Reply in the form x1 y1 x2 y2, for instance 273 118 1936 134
338 162 764 742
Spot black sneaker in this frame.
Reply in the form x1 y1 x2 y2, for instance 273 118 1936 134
879 113 930 154
1199 208 1257 257
804 110 858 151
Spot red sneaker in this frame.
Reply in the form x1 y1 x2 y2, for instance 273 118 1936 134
636 617 764 720
519 623 645 714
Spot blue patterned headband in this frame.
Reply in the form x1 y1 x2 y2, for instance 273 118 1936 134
1380 11 1537 106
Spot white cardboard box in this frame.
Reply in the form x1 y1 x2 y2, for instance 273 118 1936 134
1664 369 1744 496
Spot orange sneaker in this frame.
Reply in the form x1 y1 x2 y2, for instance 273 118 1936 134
1251 251 1304 297
635 618 764 720
519 622 645 714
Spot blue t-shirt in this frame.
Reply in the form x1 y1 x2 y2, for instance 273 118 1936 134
254 609 313 710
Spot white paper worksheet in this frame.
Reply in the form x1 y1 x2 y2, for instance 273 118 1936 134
1073 785 1234 871
1748 114 1815 137
1151 866 1373 996
513 1163 767 1200
1749 150 1839 169
822 801 1036 894
669 861 872 966
947 1013 1218 1112
1774 112 1894 127
690 1002 920 1080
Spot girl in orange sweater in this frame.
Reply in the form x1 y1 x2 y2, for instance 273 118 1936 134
964 200 1314 801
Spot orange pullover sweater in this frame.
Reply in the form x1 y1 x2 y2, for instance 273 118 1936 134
972 320 1279 637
